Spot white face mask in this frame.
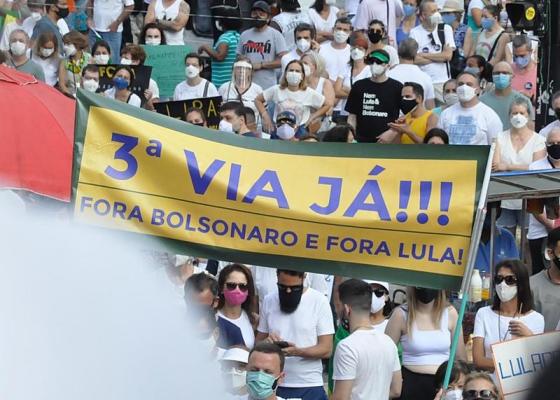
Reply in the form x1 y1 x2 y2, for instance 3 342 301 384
443 389 463 400
186 64 200 79
31 11 42 21
444 92 459 105
296 38 311 53
63 43 76 57
303 64 311 77
120 57 132 65
277 123 296 140
370 63 386 77
351 48 365 61
226 368 247 390
429 12 443 26
10 41 26 56
94 54 110 64
457 84 476 103
495 281 517 303
82 78 99 92
325 0 336 5
219 119 234 133
510 114 528 129
40 47 54 58
370 293 386 313
286 71 302 86
333 29 350 44
145 37 161 45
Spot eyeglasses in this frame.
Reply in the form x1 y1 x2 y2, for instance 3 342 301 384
494 275 517 286
463 390 497 400
277 283 304 293
427 33 442 51
225 282 249 292
373 289 388 298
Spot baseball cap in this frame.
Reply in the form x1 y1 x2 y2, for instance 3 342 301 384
251 0 271 14
363 280 390 292
276 110 297 125
366 49 390 65
441 0 463 13
220 347 249 364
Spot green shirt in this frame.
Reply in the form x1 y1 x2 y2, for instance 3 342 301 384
212 30 240 88
480 89 534 129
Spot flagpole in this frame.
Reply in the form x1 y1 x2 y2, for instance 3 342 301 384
442 143 495 389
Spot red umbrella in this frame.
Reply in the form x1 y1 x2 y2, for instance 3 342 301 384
0 65 75 201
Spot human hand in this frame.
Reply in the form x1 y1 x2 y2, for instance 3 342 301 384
509 320 532 337
376 129 399 144
262 115 274 133
108 20 119 32
144 89 153 100
282 343 299 357
433 389 444 400
387 122 409 134
87 17 94 29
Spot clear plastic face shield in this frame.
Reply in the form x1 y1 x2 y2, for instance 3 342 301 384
233 61 253 91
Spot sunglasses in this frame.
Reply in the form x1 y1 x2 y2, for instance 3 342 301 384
463 390 497 400
494 275 517 286
277 283 304 293
225 282 249 292
373 289 388 298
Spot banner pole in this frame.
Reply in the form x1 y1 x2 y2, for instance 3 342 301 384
442 143 495 389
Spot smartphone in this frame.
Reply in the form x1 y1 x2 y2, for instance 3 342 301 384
273 341 290 349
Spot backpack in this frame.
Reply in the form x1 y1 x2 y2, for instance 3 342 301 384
437 23 465 79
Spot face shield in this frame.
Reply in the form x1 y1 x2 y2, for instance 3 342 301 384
233 61 253 91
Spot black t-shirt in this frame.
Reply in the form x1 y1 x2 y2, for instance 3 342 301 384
345 77 403 142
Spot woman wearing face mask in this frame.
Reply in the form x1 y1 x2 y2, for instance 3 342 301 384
433 360 471 400
464 5 507 66
139 23 167 45
103 66 142 107
472 259 544 373
396 0 419 45
31 31 60 87
464 55 493 94
254 60 328 136
385 287 466 400
308 0 340 43
57 30 91 97
91 40 111 65
219 346 250 400
216 264 256 350
432 79 458 116
334 33 370 124
367 19 399 68
492 100 546 233
219 56 263 118
300 51 335 133
461 372 502 400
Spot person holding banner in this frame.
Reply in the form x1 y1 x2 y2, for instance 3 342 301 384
103 65 142 106
173 52 218 101
385 287 466 400
218 56 263 117
120 44 160 109
472 259 544 373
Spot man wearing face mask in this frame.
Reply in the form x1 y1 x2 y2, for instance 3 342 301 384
332 279 401 400
438 71 502 145
237 2 288 90
219 102 259 137
7 29 45 80
319 17 352 85
31 0 66 53
353 0 403 45
271 0 312 50
81 64 100 92
480 61 534 129
274 111 298 140
510 34 537 103
530 228 560 331
173 53 218 101
246 343 286 400
346 49 403 142
410 0 455 104
281 23 318 73
256 269 334 400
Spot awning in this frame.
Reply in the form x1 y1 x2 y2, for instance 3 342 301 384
488 169 560 202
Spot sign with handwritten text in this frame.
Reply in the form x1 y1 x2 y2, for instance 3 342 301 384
142 45 191 98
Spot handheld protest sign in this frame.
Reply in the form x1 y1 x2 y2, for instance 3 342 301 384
72 90 491 289
154 96 222 129
97 64 152 105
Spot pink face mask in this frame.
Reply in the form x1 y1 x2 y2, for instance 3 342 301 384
223 288 248 306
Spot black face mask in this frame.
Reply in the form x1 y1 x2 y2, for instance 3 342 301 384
253 17 268 28
416 288 439 304
400 98 417 114
555 108 560 120
547 144 560 160
191 122 204 126
278 285 304 313
57 6 69 18
368 30 383 43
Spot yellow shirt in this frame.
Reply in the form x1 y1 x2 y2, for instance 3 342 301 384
402 110 433 144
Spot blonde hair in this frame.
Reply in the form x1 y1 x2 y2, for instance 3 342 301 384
464 372 502 399
279 60 308 90
405 287 447 335
301 50 326 78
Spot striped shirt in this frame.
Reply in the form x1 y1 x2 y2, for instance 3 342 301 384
211 30 240 87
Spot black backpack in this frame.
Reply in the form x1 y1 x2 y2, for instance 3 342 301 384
437 23 465 79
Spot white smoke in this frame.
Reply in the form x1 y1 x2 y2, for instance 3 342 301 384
0 192 224 400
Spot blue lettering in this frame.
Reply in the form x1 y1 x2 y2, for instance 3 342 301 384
146 139 162 157
242 170 289 209
440 247 456 264
340 238 357 253
306 234 319 249
247 226 263 242
113 201 127 219
231 221 246 238
105 133 139 180
499 362 512 379
184 214 196 231
227 163 242 201
281 231 297 246
412 244 426 260
359 239 373 255
212 220 229 236
265 228 279 245
94 199 111 216
151 208 165 226
80 196 93 212
198 217 211 233
343 180 390 220
326 236 339 251
184 149 225 195
167 211 184 228
128 205 143 222
375 241 391 256
309 177 342 215
399 243 409 258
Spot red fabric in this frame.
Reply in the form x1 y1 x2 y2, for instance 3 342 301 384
0 65 75 201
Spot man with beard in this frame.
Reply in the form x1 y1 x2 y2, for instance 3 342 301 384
256 269 334 400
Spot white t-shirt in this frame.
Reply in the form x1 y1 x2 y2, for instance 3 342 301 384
527 157 557 240
93 0 134 32
148 78 160 99
372 319 389 333
280 48 303 74
173 79 219 101
217 310 255 350
539 120 560 139
262 85 325 125
384 45 400 68
337 64 371 114
353 0 404 45
497 130 546 210
439 102 503 145
308 6 339 33
272 10 312 50
387 63 435 102
104 87 142 107
333 329 400 400
409 24 456 84
218 81 264 115
319 41 351 82
473 306 545 357
258 288 335 387
32 55 59 87
306 273 334 301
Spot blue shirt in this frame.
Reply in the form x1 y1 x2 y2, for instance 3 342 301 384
475 228 519 274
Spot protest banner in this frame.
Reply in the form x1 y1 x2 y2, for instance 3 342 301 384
492 331 560 400
142 45 191 98
154 96 222 129
72 90 491 289
97 65 152 103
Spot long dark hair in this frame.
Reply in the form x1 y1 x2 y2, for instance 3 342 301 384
311 0 326 13
139 22 167 45
492 259 533 314
217 263 256 323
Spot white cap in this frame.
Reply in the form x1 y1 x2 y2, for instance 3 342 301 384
363 280 389 292
220 347 249 364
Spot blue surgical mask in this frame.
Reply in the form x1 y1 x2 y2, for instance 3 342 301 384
481 17 494 30
246 371 278 399
464 66 480 76
514 55 530 69
403 4 416 17
442 13 456 25
493 73 511 90
113 76 129 90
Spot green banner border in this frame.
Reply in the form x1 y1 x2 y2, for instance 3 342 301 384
72 90 490 290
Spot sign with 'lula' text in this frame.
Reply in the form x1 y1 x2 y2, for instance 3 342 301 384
71 90 490 289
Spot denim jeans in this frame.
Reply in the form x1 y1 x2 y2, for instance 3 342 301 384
88 30 122 63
